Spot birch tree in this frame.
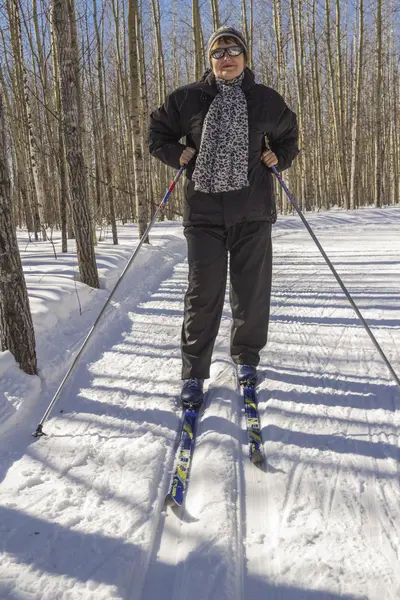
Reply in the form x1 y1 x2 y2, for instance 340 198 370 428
335 0 349 207
93 0 118 244
192 0 203 81
290 0 305 208
210 0 220 30
7 0 47 238
241 0 253 70
374 0 383 207
50 8 68 252
349 0 364 210
128 0 147 237
51 0 99 288
0 92 37 375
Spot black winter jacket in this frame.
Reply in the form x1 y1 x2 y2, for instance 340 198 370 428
149 68 299 227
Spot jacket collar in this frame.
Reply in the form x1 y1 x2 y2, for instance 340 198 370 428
199 67 256 96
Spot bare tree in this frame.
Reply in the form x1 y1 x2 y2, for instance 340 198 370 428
128 0 148 237
290 0 305 208
0 92 37 375
111 0 136 221
0 60 34 233
210 0 220 30
335 0 349 207
93 0 118 244
51 0 99 288
192 0 203 81
6 0 47 239
349 0 364 210
50 10 68 253
241 0 253 69
374 0 383 207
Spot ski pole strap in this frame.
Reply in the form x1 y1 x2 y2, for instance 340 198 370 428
271 165 400 390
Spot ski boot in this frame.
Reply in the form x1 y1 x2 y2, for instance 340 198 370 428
237 364 258 387
181 378 204 409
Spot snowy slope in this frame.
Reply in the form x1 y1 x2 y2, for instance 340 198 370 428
0 208 399 600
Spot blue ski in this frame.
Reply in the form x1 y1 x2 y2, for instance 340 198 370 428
165 408 198 506
241 383 263 464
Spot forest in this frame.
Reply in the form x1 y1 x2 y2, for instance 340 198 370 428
0 0 399 372
0 0 399 232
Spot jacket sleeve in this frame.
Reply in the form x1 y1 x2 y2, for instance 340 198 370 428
267 96 300 172
148 91 186 170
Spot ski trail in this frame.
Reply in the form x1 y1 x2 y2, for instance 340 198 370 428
242 227 400 599
0 253 190 600
140 360 244 600
1 214 399 599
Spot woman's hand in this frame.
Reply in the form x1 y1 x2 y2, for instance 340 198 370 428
261 150 278 168
179 147 196 166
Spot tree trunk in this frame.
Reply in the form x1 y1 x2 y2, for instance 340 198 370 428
0 92 37 375
192 0 202 81
93 0 118 244
31 0 58 226
242 0 249 60
374 0 383 207
128 0 147 238
248 0 253 70
0 61 34 232
7 0 47 239
325 0 346 208
50 11 68 252
111 0 136 221
335 0 349 208
210 0 220 30
241 0 254 69
290 0 305 209
349 0 364 210
51 0 99 288
311 0 327 209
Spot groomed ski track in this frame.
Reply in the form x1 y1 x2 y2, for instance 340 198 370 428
1 209 400 599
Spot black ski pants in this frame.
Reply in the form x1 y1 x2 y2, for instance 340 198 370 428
181 221 273 379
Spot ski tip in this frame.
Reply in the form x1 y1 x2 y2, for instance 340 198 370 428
165 493 182 509
164 494 175 507
164 496 199 523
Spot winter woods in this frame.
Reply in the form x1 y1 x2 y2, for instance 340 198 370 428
0 0 398 235
0 1 399 372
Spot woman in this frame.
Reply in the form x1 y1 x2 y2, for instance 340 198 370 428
149 26 299 408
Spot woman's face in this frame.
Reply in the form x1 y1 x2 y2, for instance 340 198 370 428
211 39 246 81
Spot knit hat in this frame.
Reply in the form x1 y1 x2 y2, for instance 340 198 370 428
207 26 248 59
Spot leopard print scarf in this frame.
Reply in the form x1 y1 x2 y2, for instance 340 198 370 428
192 72 249 194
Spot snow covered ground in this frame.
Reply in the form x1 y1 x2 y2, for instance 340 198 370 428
1 207 399 600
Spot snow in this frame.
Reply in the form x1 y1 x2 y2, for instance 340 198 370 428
1 207 400 600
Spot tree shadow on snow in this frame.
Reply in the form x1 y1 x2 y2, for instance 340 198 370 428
262 425 400 462
141 536 364 600
0 505 147 599
258 367 399 412
246 576 366 599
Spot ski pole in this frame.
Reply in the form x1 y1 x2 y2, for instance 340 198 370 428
33 166 186 438
271 165 400 389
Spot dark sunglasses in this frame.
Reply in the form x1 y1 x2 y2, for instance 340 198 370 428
210 45 244 60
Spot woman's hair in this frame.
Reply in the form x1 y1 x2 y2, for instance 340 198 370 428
210 36 247 64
